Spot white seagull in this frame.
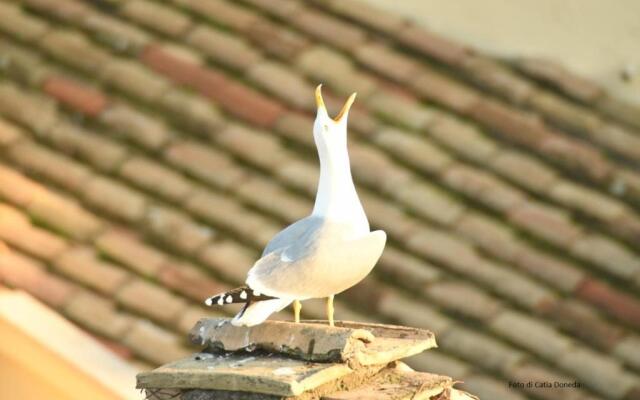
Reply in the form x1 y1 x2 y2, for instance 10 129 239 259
205 85 387 327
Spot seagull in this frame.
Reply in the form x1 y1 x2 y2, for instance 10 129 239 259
205 85 386 327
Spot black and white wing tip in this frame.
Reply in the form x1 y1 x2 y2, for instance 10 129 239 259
204 286 275 306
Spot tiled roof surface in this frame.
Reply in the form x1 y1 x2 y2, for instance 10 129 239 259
0 1 639 399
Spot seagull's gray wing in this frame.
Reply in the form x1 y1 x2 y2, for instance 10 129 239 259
261 216 323 257
247 217 386 299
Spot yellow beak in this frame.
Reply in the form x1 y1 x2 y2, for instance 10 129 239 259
315 84 356 123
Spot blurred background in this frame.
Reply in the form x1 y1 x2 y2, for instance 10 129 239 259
0 1 639 400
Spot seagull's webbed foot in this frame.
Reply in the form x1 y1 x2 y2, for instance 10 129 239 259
293 299 302 323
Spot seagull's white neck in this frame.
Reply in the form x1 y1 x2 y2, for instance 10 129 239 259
311 136 369 231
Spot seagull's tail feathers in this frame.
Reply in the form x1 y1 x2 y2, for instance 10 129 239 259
204 286 290 327
204 286 275 306
232 298 292 327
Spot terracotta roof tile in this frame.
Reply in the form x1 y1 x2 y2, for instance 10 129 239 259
7 139 93 193
158 88 225 136
143 205 214 255
426 281 503 322
537 134 611 182
376 247 442 291
95 229 167 277
461 56 535 104
185 25 262 70
274 112 315 147
174 0 260 33
410 68 480 114
252 0 305 17
99 103 172 150
42 75 108 117
40 30 111 74
540 299 625 351
428 116 499 164
83 176 147 223
367 91 438 131
454 212 521 262
0 41 57 88
489 310 573 361
514 247 586 294
0 164 49 207
216 123 291 170
122 319 191 365
234 176 311 222
613 336 640 371
0 82 59 135
315 0 406 35
63 289 134 339
82 12 152 54
515 57 603 103
119 156 193 203
349 143 412 191
245 19 310 60
101 59 170 103
354 43 420 84
507 201 582 248
474 259 557 311
116 278 188 325
27 193 104 241
0 250 76 308
396 25 470 67
157 260 230 303
469 98 550 148
571 234 640 280
528 90 602 132
576 278 640 330
23 0 93 25
443 164 526 212
48 122 129 172
490 149 559 193
120 0 192 38
374 127 453 175
274 159 319 196
407 228 480 276
377 290 453 335
0 212 69 260
557 348 639 399
359 191 419 240
0 119 24 147
597 95 640 131
164 140 246 190
296 46 378 100
184 189 279 245
439 328 526 374
405 351 471 381
0 3 50 43
197 240 257 284
248 61 315 110
393 182 465 226
54 246 130 296
289 7 367 51
594 123 640 162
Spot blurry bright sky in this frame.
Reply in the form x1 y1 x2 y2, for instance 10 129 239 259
363 0 640 104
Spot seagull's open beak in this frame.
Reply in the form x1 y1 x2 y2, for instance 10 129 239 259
334 92 356 123
315 84 326 111
315 84 356 123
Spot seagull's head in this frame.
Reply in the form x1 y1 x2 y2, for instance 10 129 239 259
313 84 356 151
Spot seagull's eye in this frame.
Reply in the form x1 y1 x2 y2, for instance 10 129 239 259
323 125 329 132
